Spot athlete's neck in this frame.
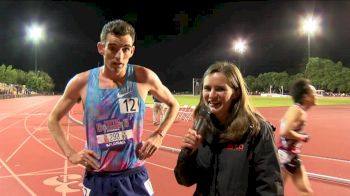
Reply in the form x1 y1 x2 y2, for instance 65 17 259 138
101 66 127 87
295 103 307 111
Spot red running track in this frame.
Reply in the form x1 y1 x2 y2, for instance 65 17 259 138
0 96 349 195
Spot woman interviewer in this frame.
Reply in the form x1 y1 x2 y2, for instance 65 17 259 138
174 61 283 196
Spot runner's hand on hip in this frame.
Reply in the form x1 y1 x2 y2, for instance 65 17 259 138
68 149 100 170
138 133 163 160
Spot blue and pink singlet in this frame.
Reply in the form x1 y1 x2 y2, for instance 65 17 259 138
84 64 145 172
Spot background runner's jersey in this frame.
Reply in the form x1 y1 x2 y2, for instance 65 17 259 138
278 105 307 154
84 64 145 172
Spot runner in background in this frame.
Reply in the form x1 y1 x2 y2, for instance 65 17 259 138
152 95 164 125
278 78 316 196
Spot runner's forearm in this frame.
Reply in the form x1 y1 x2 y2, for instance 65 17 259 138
48 119 75 158
156 103 179 135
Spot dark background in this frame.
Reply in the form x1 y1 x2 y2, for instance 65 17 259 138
1 1 349 92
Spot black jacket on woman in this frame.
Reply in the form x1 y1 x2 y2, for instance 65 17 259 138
174 119 284 196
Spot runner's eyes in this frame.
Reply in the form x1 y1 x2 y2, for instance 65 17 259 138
122 47 131 53
108 46 131 54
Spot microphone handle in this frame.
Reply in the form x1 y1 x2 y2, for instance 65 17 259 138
182 147 193 156
193 118 205 134
183 118 204 155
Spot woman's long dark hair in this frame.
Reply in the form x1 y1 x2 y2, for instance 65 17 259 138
194 61 262 142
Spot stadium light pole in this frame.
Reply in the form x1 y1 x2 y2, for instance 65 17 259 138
26 24 45 72
300 16 320 68
233 39 247 75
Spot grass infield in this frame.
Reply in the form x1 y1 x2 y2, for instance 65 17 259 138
146 95 350 107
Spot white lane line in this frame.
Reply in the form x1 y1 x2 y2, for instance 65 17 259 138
143 128 183 138
145 161 174 171
5 114 47 162
69 134 85 142
28 165 81 175
0 97 53 121
308 172 350 186
19 110 67 166
21 113 84 165
0 113 48 115
301 154 350 164
0 158 36 195
0 102 52 134
0 171 63 179
0 119 24 134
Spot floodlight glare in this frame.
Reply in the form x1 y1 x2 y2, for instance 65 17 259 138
27 24 44 43
234 39 247 55
302 16 319 35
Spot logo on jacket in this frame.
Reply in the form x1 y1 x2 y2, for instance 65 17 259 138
225 144 244 151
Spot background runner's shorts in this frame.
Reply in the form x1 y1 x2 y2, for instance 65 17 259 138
284 154 301 174
83 166 154 196
278 149 301 174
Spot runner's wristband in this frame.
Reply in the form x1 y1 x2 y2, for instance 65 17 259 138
302 135 310 142
66 151 73 159
157 131 165 137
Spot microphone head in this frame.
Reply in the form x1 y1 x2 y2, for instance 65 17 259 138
198 106 211 119
193 106 211 133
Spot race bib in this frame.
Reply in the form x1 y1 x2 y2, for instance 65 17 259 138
95 117 134 149
119 98 139 114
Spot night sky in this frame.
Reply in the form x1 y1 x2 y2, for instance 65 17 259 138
1 1 350 92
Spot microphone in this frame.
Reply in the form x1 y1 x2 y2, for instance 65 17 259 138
182 106 210 156
193 106 211 134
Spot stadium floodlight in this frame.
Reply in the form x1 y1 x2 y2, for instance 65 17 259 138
233 39 247 74
26 24 45 72
234 39 247 55
300 15 320 63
